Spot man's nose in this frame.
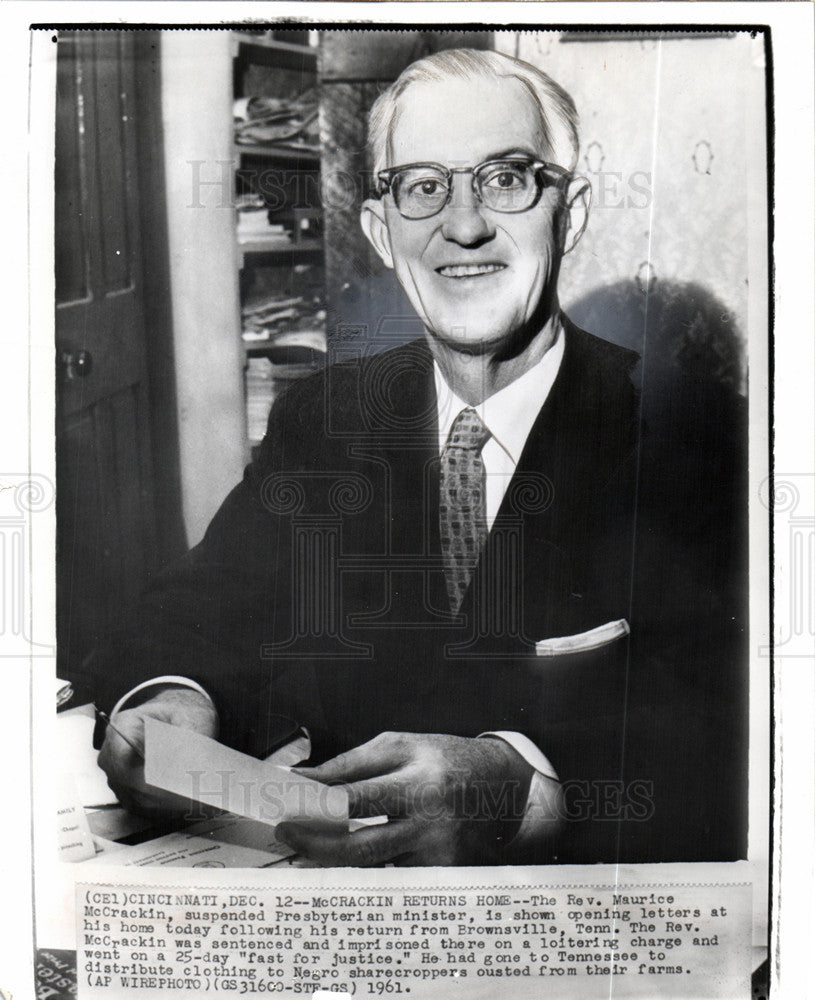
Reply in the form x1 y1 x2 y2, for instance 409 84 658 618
439 177 495 245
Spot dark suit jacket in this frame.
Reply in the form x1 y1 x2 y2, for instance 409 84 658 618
97 318 748 864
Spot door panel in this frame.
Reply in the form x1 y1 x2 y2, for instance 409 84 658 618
55 31 159 687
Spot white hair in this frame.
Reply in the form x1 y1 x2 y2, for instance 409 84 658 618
368 48 580 177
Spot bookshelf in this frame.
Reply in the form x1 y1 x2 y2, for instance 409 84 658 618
238 239 323 262
234 143 320 162
232 29 326 447
231 32 319 70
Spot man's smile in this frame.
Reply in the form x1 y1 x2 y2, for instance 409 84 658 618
435 263 507 278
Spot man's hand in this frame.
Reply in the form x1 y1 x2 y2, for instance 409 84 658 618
97 686 219 818
276 732 535 866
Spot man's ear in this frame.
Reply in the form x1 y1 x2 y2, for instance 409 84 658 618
561 176 592 255
360 198 394 270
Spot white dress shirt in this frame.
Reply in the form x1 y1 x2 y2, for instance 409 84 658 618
114 322 567 850
434 322 565 530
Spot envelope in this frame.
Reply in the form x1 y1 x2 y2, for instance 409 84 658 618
143 719 348 830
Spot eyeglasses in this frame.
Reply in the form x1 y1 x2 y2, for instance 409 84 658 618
376 157 571 220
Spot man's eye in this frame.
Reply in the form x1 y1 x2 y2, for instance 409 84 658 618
483 168 526 190
408 178 445 197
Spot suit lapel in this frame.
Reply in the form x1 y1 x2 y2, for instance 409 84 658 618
464 321 641 639
355 339 449 620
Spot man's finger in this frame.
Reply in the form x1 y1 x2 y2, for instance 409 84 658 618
276 819 416 867
294 736 408 785
107 709 149 746
97 740 141 788
344 777 397 819
106 727 145 763
342 774 440 820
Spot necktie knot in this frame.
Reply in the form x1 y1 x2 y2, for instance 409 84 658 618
446 408 490 452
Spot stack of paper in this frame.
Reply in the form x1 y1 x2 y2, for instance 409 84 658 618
234 91 320 155
242 291 327 345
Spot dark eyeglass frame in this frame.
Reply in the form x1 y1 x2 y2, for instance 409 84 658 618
376 157 572 219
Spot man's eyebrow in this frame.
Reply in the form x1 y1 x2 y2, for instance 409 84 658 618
488 147 541 160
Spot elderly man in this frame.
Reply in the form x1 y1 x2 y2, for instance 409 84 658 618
96 49 746 866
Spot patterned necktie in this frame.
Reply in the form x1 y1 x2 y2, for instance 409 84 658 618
439 408 491 613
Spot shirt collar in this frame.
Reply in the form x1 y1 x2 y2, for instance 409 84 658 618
434 320 566 464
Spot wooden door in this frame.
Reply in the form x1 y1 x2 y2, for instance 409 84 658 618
55 31 158 689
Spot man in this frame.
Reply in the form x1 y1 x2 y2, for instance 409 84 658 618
96 49 746 866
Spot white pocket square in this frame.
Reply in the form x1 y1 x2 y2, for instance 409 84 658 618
535 618 630 657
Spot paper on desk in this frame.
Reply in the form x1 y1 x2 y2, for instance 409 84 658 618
57 710 119 807
83 815 295 868
57 775 96 862
86 806 159 844
144 719 348 829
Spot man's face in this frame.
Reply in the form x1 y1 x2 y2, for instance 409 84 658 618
362 75 578 355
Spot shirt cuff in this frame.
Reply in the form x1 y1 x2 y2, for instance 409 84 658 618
478 730 558 781
515 770 562 848
111 676 213 717
478 731 561 850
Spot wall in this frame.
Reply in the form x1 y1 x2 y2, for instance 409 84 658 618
498 31 764 394
161 31 246 546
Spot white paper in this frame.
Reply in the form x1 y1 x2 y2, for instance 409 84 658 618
57 710 119 808
143 718 348 829
82 815 295 868
56 775 95 863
